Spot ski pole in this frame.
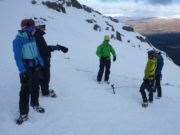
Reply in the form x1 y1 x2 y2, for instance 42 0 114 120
111 84 115 94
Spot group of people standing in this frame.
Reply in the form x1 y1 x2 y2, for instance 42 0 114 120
13 18 163 124
96 35 164 107
139 50 164 107
13 19 68 124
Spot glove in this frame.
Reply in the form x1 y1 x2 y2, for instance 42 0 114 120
38 69 44 79
147 75 154 81
149 80 154 86
56 45 68 53
56 45 61 51
20 72 27 84
159 74 162 80
143 79 153 85
113 56 116 62
150 80 156 92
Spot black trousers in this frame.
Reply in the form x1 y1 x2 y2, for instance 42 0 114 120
19 68 40 115
97 59 111 82
155 75 162 97
139 80 154 102
40 58 51 95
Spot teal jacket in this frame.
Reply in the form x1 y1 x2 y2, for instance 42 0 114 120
13 30 44 73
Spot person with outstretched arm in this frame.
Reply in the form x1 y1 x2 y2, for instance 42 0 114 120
34 20 68 97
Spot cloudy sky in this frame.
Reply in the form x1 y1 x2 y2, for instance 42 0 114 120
78 0 180 18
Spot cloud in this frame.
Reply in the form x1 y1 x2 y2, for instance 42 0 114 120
99 0 137 3
78 0 180 18
99 0 179 5
148 0 173 5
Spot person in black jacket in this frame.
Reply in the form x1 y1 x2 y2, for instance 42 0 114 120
34 23 68 97
155 52 164 98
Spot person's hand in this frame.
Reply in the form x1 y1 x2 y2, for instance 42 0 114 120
56 45 68 53
38 68 44 79
20 72 27 84
113 56 116 62
56 45 61 50
148 80 154 86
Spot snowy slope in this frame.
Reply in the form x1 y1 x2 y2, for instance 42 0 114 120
0 0 180 135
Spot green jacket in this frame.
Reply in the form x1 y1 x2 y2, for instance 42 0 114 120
144 58 157 80
96 42 116 60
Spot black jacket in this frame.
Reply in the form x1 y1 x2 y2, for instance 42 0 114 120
35 29 68 61
34 29 51 60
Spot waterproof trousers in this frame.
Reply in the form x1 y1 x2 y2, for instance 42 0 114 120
19 68 40 115
39 58 51 95
139 80 154 102
97 59 111 82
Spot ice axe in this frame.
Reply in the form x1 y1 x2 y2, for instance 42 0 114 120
111 84 115 94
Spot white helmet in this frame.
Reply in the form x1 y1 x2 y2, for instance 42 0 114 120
33 17 46 29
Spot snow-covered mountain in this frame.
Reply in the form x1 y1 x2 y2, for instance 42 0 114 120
0 0 180 135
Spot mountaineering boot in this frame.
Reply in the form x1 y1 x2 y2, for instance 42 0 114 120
97 81 103 84
33 105 45 113
142 101 148 108
16 114 28 125
47 90 56 97
49 90 56 97
104 81 110 84
156 96 161 99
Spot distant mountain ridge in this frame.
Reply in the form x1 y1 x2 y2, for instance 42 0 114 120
147 33 180 66
121 17 180 35
117 16 180 66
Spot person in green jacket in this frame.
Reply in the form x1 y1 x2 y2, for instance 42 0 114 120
140 50 157 107
96 35 116 83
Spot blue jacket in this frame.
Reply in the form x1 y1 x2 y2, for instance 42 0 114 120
13 30 44 73
155 54 164 76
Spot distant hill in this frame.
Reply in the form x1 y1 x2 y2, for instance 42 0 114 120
123 17 180 35
118 17 180 66
147 33 180 66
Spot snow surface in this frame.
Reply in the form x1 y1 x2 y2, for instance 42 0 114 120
0 0 180 135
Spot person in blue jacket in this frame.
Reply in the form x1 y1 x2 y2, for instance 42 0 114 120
13 19 45 124
155 52 164 98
